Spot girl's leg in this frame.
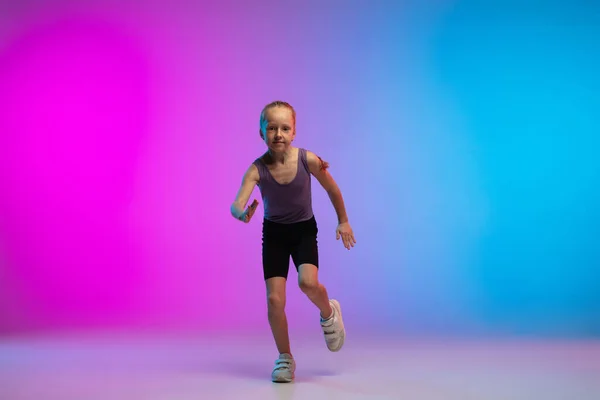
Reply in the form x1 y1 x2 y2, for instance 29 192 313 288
262 220 296 382
298 263 346 352
297 264 333 318
266 276 291 355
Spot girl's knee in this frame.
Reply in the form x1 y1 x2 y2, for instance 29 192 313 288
298 278 318 294
267 293 285 311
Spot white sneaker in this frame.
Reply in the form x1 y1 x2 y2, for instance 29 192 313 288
320 299 345 352
271 353 295 383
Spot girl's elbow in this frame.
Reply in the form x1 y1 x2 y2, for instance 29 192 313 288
326 186 341 196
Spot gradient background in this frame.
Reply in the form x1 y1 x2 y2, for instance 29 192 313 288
1 0 598 339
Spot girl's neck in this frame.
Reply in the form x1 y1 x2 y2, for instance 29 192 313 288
267 146 295 165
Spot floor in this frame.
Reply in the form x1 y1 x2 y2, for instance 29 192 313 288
1 332 598 400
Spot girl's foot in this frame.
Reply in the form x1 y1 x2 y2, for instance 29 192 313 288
271 353 295 383
320 299 345 352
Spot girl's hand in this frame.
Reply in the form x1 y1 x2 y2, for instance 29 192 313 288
336 222 356 250
240 199 259 223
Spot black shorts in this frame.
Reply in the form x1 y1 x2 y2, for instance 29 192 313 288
262 216 319 280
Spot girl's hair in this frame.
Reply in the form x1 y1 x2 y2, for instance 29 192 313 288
259 100 296 134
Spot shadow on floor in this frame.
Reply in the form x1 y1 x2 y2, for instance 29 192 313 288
178 359 338 382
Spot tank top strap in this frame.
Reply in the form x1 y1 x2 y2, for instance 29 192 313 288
253 158 268 182
299 148 310 173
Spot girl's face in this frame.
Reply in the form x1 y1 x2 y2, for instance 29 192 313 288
260 106 295 151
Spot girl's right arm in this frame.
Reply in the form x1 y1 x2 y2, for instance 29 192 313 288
230 164 260 222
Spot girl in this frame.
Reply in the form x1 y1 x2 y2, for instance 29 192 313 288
230 101 356 383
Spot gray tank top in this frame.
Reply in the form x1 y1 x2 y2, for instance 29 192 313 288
253 148 314 224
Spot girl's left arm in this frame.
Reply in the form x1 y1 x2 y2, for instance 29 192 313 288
306 150 348 224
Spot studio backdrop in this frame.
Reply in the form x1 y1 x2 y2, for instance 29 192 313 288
1 0 598 337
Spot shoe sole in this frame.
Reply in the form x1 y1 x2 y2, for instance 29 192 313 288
329 299 345 352
272 377 294 383
272 372 295 383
